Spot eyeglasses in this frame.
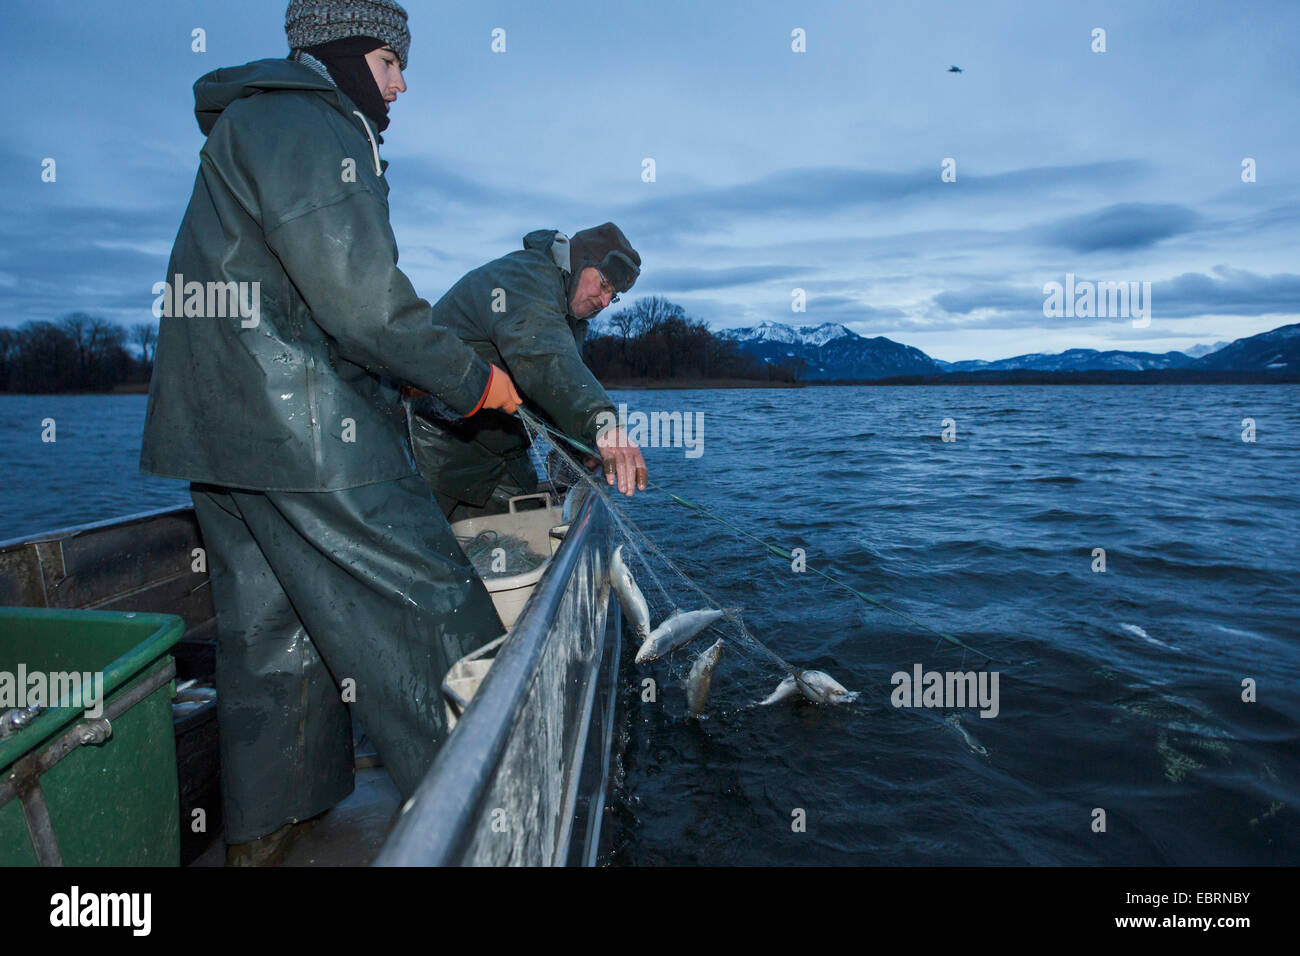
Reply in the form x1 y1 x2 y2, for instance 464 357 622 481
597 271 621 305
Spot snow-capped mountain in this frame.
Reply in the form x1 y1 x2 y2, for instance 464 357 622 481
1189 322 1299 371
1182 340 1230 359
937 348 1195 374
717 321 855 348
717 321 941 379
799 323 857 348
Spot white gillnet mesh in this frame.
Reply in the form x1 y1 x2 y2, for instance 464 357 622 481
517 407 802 713
514 404 1003 716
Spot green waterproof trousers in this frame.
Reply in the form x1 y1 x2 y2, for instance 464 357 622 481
190 476 505 844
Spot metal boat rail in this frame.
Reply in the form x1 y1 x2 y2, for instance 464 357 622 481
376 489 621 866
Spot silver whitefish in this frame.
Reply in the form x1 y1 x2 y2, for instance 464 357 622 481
759 669 856 706
685 639 725 717
610 544 651 643
635 608 726 664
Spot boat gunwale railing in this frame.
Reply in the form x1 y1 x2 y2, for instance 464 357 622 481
374 489 610 866
0 504 194 552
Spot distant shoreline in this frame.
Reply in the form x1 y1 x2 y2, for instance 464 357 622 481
0 383 150 396
824 369 1300 386
4 370 1297 397
602 378 804 389
606 370 1300 387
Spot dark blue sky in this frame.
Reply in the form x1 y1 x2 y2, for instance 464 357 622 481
1 0 1296 360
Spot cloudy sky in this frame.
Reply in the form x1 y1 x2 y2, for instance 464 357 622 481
1 0 1296 361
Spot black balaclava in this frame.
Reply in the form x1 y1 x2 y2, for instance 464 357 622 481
301 35 391 135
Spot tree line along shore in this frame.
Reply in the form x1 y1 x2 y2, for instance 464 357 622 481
0 298 802 394
3 300 1293 394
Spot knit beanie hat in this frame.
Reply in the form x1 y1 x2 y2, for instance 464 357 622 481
567 223 641 297
286 0 411 69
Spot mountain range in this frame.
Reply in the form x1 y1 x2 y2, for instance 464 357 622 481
716 320 1296 380
716 321 941 379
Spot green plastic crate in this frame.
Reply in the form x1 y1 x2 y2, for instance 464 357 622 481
0 607 184 866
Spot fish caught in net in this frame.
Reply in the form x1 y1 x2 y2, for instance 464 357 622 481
516 407 855 716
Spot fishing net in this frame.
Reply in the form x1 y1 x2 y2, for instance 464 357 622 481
511 407 995 714
516 408 800 694
459 530 550 578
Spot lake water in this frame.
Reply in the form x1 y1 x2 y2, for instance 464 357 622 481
1 387 1297 865
599 384 1300 865
0 394 190 541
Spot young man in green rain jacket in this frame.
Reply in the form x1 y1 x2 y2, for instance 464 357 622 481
140 0 523 864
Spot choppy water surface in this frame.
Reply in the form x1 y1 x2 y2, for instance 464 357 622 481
1 387 1296 865
600 385 1299 865
0 395 189 540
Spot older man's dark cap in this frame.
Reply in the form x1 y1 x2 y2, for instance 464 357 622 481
569 222 641 292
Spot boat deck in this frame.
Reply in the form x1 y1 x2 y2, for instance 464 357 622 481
191 766 401 867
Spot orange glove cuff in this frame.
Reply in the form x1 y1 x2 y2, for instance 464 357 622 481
466 366 497 417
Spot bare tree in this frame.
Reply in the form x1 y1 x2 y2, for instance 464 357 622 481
608 308 636 366
626 296 686 336
11 321 78 392
0 327 16 391
59 312 92 382
609 309 636 342
131 322 158 365
49 313 130 390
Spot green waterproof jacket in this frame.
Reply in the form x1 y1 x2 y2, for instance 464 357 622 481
408 230 616 507
140 59 493 491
